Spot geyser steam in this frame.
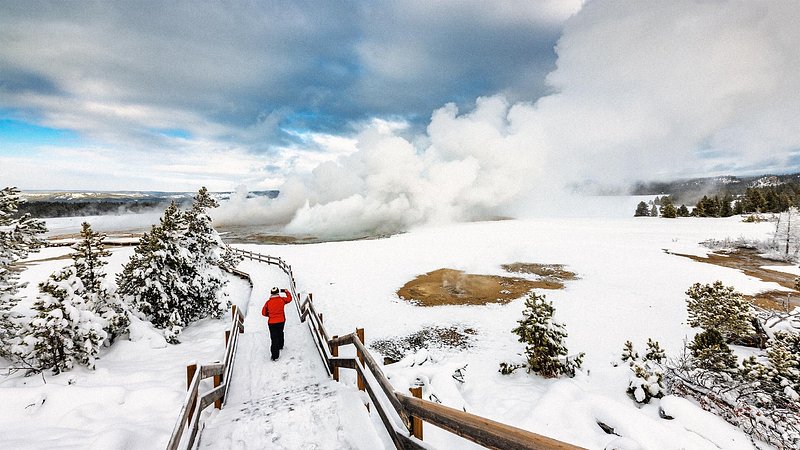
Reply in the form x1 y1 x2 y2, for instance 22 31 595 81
214 1 800 238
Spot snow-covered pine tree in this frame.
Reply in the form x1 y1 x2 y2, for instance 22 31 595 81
0 187 47 359
628 359 665 403
117 202 194 343
621 339 666 403
23 267 106 374
650 204 659 217
71 222 129 343
505 292 584 378
685 281 753 341
621 340 638 364
183 187 230 319
688 329 737 371
645 338 666 363
741 331 800 401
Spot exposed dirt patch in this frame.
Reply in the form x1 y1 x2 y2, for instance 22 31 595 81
371 326 477 363
397 267 567 306
668 248 799 311
501 263 579 282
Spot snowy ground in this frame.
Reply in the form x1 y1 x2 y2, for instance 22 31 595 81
0 246 252 449
232 197 778 449
0 196 788 449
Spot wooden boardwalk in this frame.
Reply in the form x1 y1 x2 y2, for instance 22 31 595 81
197 261 386 449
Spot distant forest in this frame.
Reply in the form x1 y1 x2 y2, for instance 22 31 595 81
636 177 800 218
17 200 170 218
631 172 800 205
15 189 279 218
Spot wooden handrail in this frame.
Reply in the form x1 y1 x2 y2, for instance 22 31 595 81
166 292 247 450
227 247 584 450
397 393 583 450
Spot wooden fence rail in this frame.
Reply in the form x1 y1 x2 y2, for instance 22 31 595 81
166 300 246 450
229 248 584 450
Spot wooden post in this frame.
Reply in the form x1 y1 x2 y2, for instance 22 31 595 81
214 374 223 409
331 335 340 381
409 386 423 440
224 330 230 347
187 364 197 389
356 328 365 392
187 363 197 421
318 313 323 323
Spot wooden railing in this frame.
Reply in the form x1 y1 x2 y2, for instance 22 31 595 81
230 248 584 450
166 303 246 450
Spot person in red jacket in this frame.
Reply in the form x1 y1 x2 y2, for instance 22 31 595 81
262 286 293 360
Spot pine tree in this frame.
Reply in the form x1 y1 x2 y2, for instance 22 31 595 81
650 204 659 217
661 197 678 218
645 338 666 363
23 267 106 374
621 339 666 403
634 201 650 217
117 192 234 344
0 187 47 358
720 194 734 217
118 203 194 343
628 359 665 403
71 222 129 343
504 292 584 378
677 204 690 217
740 331 800 401
686 281 753 340
689 329 737 371
621 340 638 364
183 187 231 319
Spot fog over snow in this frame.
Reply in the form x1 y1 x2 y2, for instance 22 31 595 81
3 1 800 237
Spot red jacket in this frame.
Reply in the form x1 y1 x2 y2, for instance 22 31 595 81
261 291 293 324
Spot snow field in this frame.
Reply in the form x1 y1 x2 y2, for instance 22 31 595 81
235 205 777 448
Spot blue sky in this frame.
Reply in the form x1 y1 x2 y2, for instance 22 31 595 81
1 1 799 192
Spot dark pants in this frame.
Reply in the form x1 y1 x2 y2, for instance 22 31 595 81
268 321 285 360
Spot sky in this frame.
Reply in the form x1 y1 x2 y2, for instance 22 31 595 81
2 1 800 233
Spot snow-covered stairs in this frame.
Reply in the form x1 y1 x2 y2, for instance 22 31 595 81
197 261 385 449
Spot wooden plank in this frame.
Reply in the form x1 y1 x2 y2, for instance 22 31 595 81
396 394 585 450
166 369 201 450
331 335 340 381
356 328 365 392
200 384 227 410
351 336 411 430
329 357 357 370
353 362 406 449
409 387 423 440
328 333 355 347
200 363 224 378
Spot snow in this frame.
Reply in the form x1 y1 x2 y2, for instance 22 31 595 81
231 200 776 448
762 265 800 276
1 196 786 448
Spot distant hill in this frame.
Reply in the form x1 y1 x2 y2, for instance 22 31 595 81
17 190 279 218
630 173 800 205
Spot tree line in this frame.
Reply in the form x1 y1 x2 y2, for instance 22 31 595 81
636 181 800 218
